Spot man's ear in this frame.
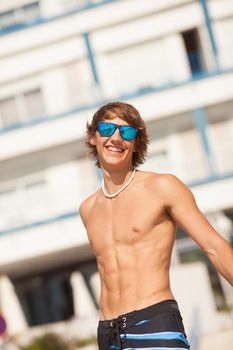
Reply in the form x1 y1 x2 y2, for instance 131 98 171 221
89 136 96 146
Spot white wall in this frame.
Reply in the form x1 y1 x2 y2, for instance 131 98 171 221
0 159 98 231
97 34 189 96
0 216 87 267
214 17 233 69
193 176 233 212
208 118 233 174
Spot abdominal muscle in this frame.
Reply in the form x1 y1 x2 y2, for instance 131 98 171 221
97 240 175 320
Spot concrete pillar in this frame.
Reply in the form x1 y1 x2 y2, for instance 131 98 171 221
70 271 97 318
0 275 27 336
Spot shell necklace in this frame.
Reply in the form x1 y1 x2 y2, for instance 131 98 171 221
102 169 136 198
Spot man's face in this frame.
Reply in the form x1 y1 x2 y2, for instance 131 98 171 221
90 117 137 169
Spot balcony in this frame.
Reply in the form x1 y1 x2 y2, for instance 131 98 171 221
0 0 118 36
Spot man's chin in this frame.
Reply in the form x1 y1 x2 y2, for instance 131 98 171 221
100 158 128 169
103 153 126 162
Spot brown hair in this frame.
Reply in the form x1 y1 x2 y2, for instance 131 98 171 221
86 101 149 168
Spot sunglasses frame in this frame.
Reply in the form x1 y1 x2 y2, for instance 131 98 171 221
97 122 138 141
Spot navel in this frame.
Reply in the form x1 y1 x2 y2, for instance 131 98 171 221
132 226 140 233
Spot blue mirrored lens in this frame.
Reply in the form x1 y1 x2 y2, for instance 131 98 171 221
120 126 138 140
98 123 116 136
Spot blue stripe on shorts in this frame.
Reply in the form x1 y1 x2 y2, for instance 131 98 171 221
97 300 190 350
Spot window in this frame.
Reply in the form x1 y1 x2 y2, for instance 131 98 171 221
143 149 170 174
60 0 103 12
0 176 48 230
206 101 233 174
0 2 40 29
144 113 209 182
65 61 93 106
13 260 98 326
15 274 74 326
105 38 173 94
0 97 19 127
24 89 45 120
0 88 45 128
181 28 205 76
23 2 40 20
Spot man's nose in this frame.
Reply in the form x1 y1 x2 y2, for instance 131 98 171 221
110 127 122 140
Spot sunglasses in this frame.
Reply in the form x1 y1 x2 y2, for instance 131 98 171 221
97 122 138 141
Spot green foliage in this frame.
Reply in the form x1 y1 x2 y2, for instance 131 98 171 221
20 333 70 350
75 335 97 347
19 332 97 350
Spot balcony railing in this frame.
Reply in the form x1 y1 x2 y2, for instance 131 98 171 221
0 0 118 36
1 66 233 134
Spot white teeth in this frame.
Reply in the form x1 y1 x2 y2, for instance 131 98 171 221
106 146 124 153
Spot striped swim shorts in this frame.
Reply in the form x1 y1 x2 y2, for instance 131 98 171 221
97 299 190 350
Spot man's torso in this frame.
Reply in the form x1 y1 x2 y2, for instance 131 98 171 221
82 171 177 320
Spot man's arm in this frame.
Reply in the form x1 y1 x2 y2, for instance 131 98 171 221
79 201 88 228
79 197 94 228
159 174 233 285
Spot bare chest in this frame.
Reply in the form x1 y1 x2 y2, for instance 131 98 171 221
86 193 167 251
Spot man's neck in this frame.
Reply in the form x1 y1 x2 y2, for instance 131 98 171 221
101 167 135 196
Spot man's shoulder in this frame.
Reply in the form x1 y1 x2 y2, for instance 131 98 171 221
80 189 101 211
140 171 188 194
139 170 179 184
79 189 101 224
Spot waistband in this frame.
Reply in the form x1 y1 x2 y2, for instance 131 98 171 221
98 299 180 331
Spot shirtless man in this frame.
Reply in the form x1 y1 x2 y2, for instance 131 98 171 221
80 101 233 350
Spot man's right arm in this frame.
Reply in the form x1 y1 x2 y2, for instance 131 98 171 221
79 194 96 228
79 200 89 228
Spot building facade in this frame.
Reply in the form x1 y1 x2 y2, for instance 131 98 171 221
0 0 233 349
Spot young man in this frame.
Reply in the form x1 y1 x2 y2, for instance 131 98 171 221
79 101 233 350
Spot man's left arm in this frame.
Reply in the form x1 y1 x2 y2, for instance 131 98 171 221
160 174 233 286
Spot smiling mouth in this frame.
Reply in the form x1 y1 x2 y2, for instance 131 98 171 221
105 146 125 153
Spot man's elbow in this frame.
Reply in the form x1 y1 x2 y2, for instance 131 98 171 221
203 246 217 258
203 237 233 264
202 236 226 259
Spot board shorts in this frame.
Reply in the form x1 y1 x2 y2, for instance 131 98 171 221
97 299 190 350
